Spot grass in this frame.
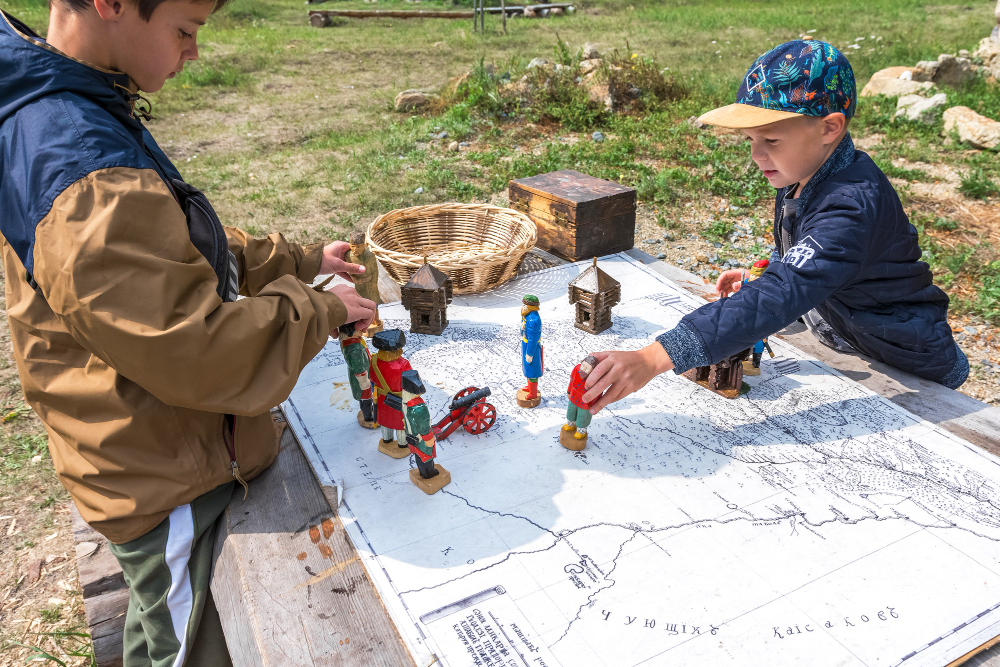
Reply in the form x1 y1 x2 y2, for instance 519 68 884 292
0 0 998 658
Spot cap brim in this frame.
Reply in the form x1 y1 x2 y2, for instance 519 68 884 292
698 103 803 129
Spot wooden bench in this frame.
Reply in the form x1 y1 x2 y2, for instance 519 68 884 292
71 248 1000 666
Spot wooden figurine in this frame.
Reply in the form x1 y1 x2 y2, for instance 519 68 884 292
517 295 543 408
683 349 752 399
741 259 775 376
347 230 383 337
337 322 376 429
402 370 451 494
401 259 453 335
568 257 621 334
369 329 413 458
561 355 597 451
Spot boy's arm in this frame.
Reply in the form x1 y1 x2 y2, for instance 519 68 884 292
658 193 871 372
33 168 347 416
225 226 325 297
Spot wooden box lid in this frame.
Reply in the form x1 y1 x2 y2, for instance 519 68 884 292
510 170 635 210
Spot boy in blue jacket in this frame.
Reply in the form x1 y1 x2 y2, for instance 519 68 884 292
584 40 968 412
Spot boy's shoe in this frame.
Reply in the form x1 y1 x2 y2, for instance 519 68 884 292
562 423 577 432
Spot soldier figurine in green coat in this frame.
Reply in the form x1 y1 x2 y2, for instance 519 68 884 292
402 370 452 495
337 322 376 429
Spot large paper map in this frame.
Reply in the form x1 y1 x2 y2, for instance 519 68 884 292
283 253 1000 667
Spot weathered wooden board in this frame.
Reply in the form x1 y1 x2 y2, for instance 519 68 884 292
70 506 126 667
210 425 414 667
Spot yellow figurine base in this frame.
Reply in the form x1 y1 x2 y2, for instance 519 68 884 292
409 465 451 495
378 439 410 459
560 428 587 451
516 388 542 408
362 322 384 338
358 411 377 429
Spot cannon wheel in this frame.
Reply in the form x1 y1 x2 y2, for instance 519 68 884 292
454 386 479 401
463 402 497 435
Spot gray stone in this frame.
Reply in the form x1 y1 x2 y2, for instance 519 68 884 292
895 93 947 123
943 106 1000 149
527 57 549 69
911 60 939 82
713 242 723 248
591 131 605 143
643 238 658 245
438 131 449 139
966 326 979 336
935 54 977 88
581 42 600 60
656 253 667 260
394 89 434 112
414 187 424 194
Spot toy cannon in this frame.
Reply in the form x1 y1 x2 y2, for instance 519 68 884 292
432 386 497 440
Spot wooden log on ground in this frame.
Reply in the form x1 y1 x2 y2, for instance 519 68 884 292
211 423 414 666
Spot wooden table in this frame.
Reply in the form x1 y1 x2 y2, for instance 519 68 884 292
73 248 1000 667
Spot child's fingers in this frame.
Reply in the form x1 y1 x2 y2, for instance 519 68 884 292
589 383 622 415
583 354 612 391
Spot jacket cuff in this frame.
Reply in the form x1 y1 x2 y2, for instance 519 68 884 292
298 243 325 284
656 323 710 374
317 288 349 331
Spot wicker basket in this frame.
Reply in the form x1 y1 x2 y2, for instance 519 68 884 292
366 203 537 294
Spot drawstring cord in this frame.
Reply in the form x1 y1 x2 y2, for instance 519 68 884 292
113 82 155 121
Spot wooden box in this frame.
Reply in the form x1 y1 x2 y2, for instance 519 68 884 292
508 170 636 261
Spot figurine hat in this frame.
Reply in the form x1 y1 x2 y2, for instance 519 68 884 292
522 295 540 307
698 40 856 129
372 328 406 351
401 370 425 395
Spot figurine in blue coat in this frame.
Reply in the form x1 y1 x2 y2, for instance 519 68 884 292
742 259 774 375
517 294 544 408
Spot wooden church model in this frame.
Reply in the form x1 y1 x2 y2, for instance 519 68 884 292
401 260 453 335
567 257 621 334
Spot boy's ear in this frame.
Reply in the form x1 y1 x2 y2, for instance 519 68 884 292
93 0 125 22
822 113 847 145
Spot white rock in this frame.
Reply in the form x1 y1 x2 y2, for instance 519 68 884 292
860 76 934 98
578 58 601 76
895 93 947 123
911 60 939 82
943 106 1000 149
581 42 600 60
527 57 549 69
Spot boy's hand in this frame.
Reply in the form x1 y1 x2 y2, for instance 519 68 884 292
327 284 376 333
320 241 367 281
716 269 746 297
582 343 674 415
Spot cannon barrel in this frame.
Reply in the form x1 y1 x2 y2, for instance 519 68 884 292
450 387 492 411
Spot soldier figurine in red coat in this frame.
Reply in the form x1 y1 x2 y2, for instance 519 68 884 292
369 329 413 459
560 355 598 451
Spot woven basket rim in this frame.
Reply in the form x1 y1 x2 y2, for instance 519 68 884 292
365 203 537 270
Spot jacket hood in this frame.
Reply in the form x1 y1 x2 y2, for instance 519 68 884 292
0 11 136 127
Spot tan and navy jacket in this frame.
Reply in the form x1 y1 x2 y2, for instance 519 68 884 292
0 12 347 543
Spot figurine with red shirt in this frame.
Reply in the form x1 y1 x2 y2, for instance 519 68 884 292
741 259 776 375
337 322 376 429
369 329 413 459
561 355 598 451
402 370 452 494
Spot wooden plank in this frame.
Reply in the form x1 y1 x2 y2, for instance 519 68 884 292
71 504 127 667
624 248 1000 456
211 426 414 667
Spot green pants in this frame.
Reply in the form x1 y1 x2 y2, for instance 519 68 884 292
566 402 592 430
108 482 235 667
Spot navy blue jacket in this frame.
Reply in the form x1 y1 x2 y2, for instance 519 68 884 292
659 134 960 385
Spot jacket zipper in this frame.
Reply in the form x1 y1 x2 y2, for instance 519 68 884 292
223 415 250 500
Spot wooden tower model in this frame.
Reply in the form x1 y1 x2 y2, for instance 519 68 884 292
401 261 453 335
567 258 621 334
683 349 752 399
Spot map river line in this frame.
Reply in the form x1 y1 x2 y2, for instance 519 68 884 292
285 254 1000 667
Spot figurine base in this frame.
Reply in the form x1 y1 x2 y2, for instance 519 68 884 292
741 361 761 376
683 370 751 399
362 322 384 338
516 388 542 408
409 465 451 495
357 411 377 429
560 428 587 451
378 439 410 459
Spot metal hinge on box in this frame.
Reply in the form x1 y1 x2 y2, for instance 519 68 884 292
510 197 530 214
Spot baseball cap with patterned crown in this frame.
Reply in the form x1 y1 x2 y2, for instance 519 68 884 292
699 40 857 129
